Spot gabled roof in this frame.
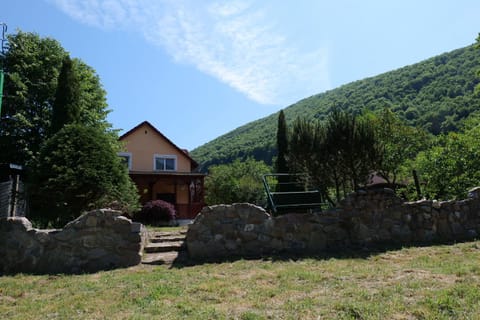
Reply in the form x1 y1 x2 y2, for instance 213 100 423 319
119 121 199 168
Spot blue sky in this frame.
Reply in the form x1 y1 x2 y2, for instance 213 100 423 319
3 0 480 150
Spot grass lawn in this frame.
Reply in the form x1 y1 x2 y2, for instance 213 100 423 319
1 241 480 319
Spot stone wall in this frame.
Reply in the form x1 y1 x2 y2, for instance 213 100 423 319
186 187 480 259
0 209 147 274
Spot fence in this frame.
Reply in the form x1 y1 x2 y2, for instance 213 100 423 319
0 172 26 218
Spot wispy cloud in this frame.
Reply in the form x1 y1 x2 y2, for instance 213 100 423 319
49 0 330 105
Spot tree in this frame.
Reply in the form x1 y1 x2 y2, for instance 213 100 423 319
366 108 431 185
29 124 139 227
476 33 480 95
50 56 81 134
0 31 111 165
288 109 380 203
324 109 377 192
414 115 480 200
205 158 271 206
0 31 67 165
0 31 139 226
275 110 290 192
275 110 289 173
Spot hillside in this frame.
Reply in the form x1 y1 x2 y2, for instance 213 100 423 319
191 44 480 170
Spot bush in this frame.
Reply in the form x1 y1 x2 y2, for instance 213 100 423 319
205 158 271 206
135 200 176 225
29 124 139 227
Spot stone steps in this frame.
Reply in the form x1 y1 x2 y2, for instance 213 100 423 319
142 251 188 265
144 241 185 253
149 235 186 243
142 229 188 265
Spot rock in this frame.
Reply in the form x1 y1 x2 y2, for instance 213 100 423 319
468 187 480 199
352 223 371 242
306 231 327 252
391 224 411 242
451 222 463 235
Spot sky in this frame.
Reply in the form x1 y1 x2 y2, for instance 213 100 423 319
3 0 480 150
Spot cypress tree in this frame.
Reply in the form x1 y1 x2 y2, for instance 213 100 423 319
50 56 81 134
276 110 289 173
276 110 289 192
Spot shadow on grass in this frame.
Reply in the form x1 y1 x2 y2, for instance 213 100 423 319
169 239 476 270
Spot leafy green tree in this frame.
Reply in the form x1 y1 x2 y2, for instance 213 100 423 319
73 58 111 132
0 31 138 226
0 31 112 165
0 31 67 164
50 56 81 134
29 124 139 227
414 115 480 200
366 108 431 185
205 158 271 206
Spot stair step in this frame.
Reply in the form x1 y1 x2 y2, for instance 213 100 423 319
142 251 188 265
151 230 187 237
150 235 186 243
144 241 185 253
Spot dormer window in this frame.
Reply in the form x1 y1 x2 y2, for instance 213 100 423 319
154 154 177 171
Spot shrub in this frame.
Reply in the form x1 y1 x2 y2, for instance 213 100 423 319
29 124 139 227
135 200 176 225
205 158 271 206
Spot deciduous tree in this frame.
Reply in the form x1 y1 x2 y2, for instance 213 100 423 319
366 108 431 185
0 31 139 226
205 158 271 206
0 31 66 164
414 115 480 200
0 31 112 165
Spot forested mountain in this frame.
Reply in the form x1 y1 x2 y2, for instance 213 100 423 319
191 44 480 170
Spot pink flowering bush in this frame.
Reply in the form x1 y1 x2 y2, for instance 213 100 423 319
135 200 176 225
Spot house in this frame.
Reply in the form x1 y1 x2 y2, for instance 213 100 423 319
119 121 205 219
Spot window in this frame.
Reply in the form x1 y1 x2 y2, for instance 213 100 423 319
154 154 177 171
118 152 132 170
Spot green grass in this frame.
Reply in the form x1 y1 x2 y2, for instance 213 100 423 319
1 241 480 319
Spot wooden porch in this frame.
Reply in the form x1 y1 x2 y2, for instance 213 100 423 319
129 171 206 219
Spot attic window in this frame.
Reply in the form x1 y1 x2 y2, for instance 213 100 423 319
154 154 177 172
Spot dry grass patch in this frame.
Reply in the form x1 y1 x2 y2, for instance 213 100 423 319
1 241 480 319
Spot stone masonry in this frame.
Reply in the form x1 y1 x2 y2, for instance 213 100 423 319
186 187 480 259
0 209 147 274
